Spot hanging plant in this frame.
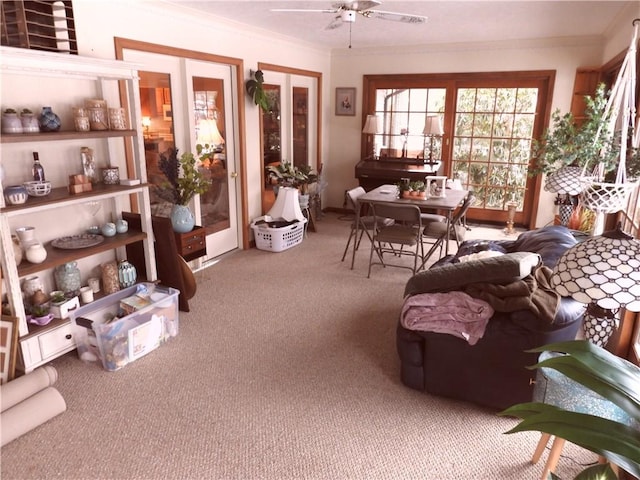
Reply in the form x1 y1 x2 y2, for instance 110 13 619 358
245 69 268 111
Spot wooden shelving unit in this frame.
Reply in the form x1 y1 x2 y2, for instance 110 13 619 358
0 46 157 372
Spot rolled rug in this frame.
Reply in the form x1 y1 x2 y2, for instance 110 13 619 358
1 387 66 446
1 365 58 413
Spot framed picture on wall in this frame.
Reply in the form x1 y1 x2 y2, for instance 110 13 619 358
335 87 356 116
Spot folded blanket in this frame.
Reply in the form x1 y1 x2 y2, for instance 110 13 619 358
401 291 494 345
463 264 559 324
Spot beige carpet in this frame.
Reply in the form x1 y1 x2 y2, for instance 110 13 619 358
0 213 595 479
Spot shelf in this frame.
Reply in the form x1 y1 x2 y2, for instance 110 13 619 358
17 229 147 277
1 129 137 144
1 183 149 215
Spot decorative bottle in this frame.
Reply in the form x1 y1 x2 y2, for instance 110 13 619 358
32 152 45 182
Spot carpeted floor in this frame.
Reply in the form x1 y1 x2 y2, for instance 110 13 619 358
0 213 596 479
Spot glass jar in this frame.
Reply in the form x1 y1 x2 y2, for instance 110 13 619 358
80 146 96 183
101 261 120 294
108 107 127 130
72 107 90 132
84 99 108 130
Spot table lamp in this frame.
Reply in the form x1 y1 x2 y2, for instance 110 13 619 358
422 115 443 165
550 223 640 347
362 114 382 160
197 118 225 153
544 166 583 226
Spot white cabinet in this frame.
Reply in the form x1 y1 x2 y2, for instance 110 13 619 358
0 46 157 372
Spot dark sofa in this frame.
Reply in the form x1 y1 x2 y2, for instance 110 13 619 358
396 226 585 410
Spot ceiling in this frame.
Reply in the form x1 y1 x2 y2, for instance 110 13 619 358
161 1 635 50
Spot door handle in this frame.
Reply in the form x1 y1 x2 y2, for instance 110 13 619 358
230 172 238 178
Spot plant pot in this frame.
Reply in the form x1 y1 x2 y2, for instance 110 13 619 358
171 204 195 233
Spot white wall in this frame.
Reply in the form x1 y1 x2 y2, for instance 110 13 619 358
71 0 331 225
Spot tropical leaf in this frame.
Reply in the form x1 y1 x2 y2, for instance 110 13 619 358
573 463 618 480
501 404 640 477
527 341 640 419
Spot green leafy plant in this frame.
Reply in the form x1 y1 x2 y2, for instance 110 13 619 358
410 181 426 192
245 69 268 111
530 84 620 177
267 160 317 193
500 340 640 480
156 148 211 206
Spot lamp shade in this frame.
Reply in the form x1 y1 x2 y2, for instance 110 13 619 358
422 115 443 136
544 166 584 195
267 187 305 222
197 119 225 146
362 114 382 134
551 225 640 311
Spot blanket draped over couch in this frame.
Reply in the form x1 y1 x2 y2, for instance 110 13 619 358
396 226 585 410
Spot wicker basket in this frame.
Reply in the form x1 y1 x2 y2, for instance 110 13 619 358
23 181 52 196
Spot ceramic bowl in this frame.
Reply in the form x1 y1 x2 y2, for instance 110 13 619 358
4 185 28 205
24 181 52 196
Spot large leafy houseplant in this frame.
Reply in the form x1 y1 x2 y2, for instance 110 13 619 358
500 340 640 480
530 85 620 177
156 148 211 206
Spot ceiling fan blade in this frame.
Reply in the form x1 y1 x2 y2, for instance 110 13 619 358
338 0 382 12
271 8 338 13
363 9 427 24
325 15 344 30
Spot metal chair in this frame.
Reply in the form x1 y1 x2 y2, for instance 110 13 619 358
367 203 423 278
341 186 394 268
420 193 475 268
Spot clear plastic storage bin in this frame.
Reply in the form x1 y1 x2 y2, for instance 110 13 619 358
70 283 179 371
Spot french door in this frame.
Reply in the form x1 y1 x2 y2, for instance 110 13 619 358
122 49 239 260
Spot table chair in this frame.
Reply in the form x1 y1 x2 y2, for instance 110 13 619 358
420 193 475 268
341 186 394 269
367 203 423 278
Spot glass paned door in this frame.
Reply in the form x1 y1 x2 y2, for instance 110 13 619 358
452 86 539 221
139 71 176 214
185 59 239 259
192 76 229 233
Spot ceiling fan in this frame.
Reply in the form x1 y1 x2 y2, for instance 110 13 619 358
271 1 427 46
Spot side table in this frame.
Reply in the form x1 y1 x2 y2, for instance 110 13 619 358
174 226 207 261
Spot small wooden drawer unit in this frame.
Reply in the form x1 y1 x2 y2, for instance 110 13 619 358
175 225 206 261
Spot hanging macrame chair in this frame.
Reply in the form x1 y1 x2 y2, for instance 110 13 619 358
579 18 640 233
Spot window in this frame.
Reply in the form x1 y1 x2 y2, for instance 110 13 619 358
452 87 538 212
363 72 555 227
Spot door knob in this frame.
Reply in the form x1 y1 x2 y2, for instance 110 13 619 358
230 172 238 178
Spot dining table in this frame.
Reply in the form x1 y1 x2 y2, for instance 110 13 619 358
350 184 469 270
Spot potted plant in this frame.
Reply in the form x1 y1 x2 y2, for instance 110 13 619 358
245 69 268 111
156 148 211 233
530 85 620 177
409 181 426 198
500 340 640 479
266 161 317 207
396 180 412 198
